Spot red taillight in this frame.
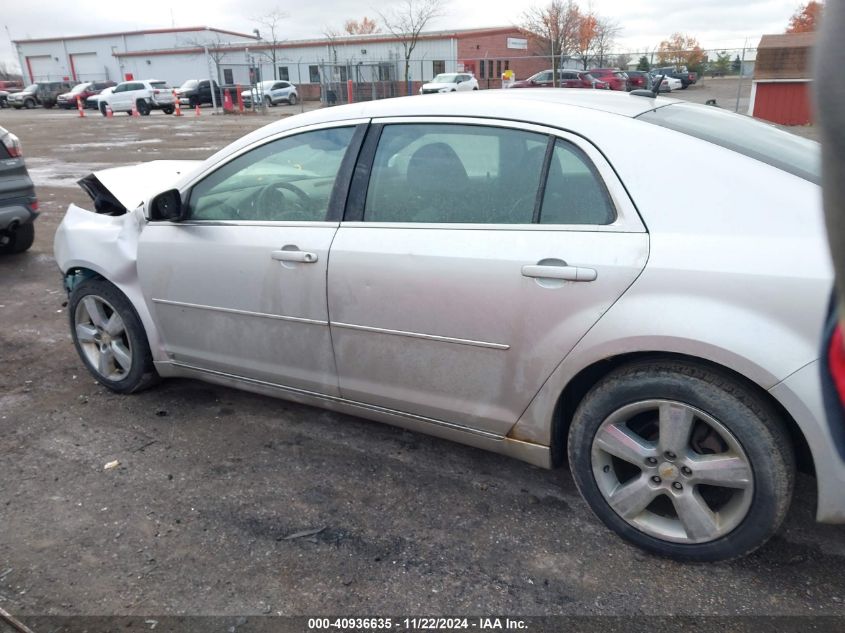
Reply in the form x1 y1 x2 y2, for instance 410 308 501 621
153 89 160 94
30 199 39 211
2 132 22 158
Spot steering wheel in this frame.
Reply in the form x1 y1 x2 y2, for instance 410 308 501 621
255 181 313 221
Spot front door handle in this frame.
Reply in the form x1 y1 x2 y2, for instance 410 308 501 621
522 264 597 282
271 249 318 263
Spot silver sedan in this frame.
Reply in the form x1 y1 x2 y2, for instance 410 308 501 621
54 89 841 561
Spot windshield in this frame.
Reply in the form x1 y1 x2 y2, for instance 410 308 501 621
583 73 597 82
179 80 198 90
70 83 91 94
637 102 820 184
22 84 37 93
150 81 170 89
432 74 459 83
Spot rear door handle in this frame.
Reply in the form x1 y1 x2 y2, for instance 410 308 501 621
271 250 318 263
522 264 597 282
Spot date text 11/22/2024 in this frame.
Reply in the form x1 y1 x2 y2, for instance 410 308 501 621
307 618 528 630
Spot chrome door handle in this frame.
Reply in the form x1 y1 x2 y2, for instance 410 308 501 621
522 264 597 282
271 250 318 263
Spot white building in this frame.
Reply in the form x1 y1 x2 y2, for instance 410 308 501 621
14 26 546 93
14 27 259 85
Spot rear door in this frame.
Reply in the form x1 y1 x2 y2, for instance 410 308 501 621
327 118 649 435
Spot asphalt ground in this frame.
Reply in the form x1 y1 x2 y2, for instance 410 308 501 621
0 81 841 625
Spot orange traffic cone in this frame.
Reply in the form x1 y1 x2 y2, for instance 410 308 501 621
76 96 85 118
172 90 183 116
131 103 140 117
106 105 114 118
195 104 201 117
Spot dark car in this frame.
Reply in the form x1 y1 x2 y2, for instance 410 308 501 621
0 126 38 254
57 81 116 109
510 69 609 89
653 66 697 89
7 82 74 109
625 70 650 90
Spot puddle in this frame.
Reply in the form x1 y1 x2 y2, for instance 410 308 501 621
26 157 138 188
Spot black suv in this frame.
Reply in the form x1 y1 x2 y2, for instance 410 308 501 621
8 81 74 109
0 126 38 254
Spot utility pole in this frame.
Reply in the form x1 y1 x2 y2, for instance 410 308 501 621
734 38 747 113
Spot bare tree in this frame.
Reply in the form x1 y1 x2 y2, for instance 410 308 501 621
378 0 445 88
614 52 632 70
181 32 232 89
522 1 581 85
253 9 289 80
590 17 621 68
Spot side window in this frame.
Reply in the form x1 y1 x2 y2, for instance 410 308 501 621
188 126 356 222
540 139 616 225
364 124 547 224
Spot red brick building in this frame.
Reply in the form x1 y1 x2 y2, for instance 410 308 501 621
455 27 549 88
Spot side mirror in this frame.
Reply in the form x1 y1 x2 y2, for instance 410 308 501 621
150 189 184 221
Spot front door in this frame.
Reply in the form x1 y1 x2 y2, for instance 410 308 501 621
137 123 364 395
328 120 648 435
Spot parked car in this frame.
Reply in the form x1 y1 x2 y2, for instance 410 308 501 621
57 81 116 109
0 80 23 91
419 73 479 94
8 81 74 109
510 69 609 89
649 72 683 92
175 79 239 108
653 66 696 89
54 90 838 563
99 79 175 116
625 70 650 90
589 69 630 91
0 126 37 254
0 91 10 108
86 86 115 110
241 80 299 107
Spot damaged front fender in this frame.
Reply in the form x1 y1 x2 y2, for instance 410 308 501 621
54 204 167 362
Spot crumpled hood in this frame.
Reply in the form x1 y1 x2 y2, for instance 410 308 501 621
77 160 202 215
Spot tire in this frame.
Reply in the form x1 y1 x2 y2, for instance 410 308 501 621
69 278 159 394
99 102 108 117
189 96 199 109
24 99 35 109
162 106 174 115
264 95 272 108
0 223 35 254
288 93 297 106
567 359 794 562
137 100 151 116
43 102 54 109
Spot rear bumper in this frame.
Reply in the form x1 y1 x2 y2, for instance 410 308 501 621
770 359 845 523
0 201 38 232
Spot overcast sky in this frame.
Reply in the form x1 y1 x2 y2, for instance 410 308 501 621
1 0 802 72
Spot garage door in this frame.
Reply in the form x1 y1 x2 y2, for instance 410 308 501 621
27 56 58 82
71 53 104 82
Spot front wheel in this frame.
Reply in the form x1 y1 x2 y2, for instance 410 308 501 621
24 99 35 109
567 360 794 562
69 278 159 394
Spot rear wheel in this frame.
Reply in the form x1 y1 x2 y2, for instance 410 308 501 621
0 223 35 254
567 360 794 562
162 106 174 115
69 278 159 394
264 95 272 107
288 93 297 106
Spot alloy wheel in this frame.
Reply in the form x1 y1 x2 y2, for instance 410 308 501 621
591 399 754 544
74 295 133 382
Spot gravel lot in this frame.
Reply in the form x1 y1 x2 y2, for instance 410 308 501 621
1 85 842 623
